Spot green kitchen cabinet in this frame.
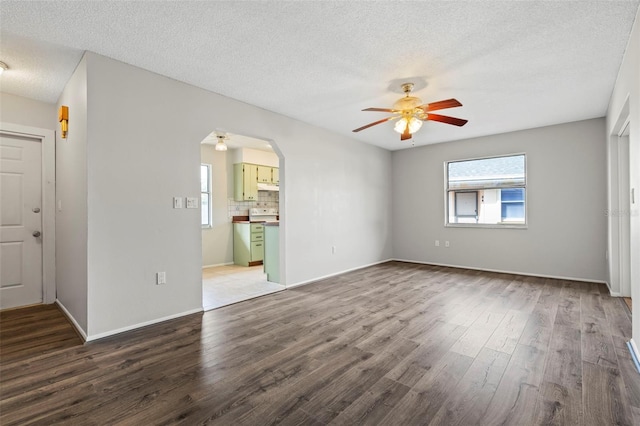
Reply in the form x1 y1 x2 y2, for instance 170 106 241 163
257 165 272 183
234 163 258 201
234 223 264 266
263 224 280 283
258 165 279 185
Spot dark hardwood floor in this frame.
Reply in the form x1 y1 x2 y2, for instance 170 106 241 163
1 261 638 425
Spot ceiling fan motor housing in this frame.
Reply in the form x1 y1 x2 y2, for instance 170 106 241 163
393 96 421 112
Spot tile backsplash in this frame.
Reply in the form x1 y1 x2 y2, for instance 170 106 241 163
228 190 279 218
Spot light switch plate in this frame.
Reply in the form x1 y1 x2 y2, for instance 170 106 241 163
186 197 199 209
173 197 183 209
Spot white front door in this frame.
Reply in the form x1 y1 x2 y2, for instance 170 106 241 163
0 135 43 309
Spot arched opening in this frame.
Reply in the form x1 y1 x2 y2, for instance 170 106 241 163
199 130 284 310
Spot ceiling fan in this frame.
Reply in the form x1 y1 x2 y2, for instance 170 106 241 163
353 83 468 141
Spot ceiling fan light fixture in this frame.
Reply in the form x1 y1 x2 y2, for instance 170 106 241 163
394 118 408 133
393 117 422 135
408 117 423 133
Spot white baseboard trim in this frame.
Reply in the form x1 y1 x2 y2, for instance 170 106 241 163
627 339 640 374
287 259 393 289
391 259 608 285
202 262 234 269
604 281 623 297
55 299 88 342
85 307 203 342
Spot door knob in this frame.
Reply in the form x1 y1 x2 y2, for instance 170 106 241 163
33 231 41 238
32 207 41 213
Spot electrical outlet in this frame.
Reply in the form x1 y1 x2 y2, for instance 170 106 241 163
156 272 166 285
435 240 440 247
445 241 450 248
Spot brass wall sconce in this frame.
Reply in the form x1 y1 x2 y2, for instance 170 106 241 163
58 106 69 139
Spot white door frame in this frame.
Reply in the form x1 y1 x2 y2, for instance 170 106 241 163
1 122 56 304
618 121 632 297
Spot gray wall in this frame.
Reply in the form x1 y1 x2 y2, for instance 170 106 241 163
59 52 392 339
0 92 55 130
392 118 607 282
55 56 88 333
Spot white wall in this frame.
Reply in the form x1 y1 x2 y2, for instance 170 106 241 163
61 52 391 338
0 92 55 130
231 147 279 168
55 56 88 333
607 6 640 343
392 118 607 282
201 144 233 267
85 54 203 337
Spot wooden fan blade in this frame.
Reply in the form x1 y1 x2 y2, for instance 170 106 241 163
352 116 398 132
400 131 412 141
400 124 412 141
362 107 400 113
427 113 468 127
420 98 463 112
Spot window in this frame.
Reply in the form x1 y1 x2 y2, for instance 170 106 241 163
500 188 525 222
201 164 211 227
446 154 526 227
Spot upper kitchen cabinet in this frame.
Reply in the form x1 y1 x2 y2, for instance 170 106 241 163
235 162 279 200
258 165 279 185
234 163 258 201
257 165 272 183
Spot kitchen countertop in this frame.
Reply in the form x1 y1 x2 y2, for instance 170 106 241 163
232 220 279 224
232 215 279 224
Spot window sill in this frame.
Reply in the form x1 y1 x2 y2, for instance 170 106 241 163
445 223 527 229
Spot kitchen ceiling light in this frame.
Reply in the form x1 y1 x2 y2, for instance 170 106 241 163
215 135 228 151
0 61 8 75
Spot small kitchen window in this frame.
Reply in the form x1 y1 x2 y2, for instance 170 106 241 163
445 154 526 228
201 164 212 227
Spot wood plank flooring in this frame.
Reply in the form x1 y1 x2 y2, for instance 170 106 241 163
1 261 639 425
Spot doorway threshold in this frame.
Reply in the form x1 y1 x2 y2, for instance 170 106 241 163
203 264 285 311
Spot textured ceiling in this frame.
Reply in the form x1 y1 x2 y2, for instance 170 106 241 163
1 1 638 150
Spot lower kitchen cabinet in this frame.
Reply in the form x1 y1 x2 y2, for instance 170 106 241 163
264 223 279 283
234 223 264 266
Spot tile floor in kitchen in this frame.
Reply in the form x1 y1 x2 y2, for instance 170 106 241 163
202 264 285 310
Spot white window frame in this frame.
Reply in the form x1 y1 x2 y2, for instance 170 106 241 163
444 153 527 229
201 163 212 228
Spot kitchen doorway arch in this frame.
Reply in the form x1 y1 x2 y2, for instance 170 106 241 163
199 130 286 310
